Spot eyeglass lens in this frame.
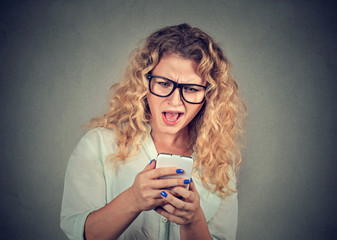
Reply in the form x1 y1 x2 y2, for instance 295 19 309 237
150 76 205 103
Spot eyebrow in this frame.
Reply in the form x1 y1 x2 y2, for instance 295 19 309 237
150 74 206 86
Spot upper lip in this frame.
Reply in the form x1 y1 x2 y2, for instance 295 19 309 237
163 110 184 114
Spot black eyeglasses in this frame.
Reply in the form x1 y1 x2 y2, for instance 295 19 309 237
146 74 207 104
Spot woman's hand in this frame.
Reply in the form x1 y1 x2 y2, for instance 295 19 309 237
155 180 202 225
128 160 190 213
84 160 189 240
155 181 212 240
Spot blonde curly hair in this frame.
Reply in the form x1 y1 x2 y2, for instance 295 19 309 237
88 24 246 199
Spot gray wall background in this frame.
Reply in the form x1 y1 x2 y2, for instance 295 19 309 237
1 0 336 239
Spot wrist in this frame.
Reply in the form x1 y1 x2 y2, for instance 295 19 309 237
186 207 204 226
180 208 211 240
125 187 142 215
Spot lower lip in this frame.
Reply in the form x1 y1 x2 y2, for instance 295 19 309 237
162 112 183 126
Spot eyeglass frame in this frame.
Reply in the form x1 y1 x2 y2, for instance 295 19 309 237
146 74 207 104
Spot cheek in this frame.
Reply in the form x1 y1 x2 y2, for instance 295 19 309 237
147 94 154 109
147 94 160 116
186 107 201 122
190 104 204 117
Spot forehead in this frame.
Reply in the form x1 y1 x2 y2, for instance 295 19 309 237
152 54 205 85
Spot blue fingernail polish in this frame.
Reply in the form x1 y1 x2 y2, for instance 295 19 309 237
149 160 154 165
184 179 190 184
190 177 193 182
176 169 183 174
161 191 167 198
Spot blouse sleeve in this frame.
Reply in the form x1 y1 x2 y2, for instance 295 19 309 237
60 129 107 240
205 166 238 240
208 192 238 240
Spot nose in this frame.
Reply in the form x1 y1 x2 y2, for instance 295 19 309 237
167 88 183 105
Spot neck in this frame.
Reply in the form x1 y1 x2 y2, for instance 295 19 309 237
151 128 192 156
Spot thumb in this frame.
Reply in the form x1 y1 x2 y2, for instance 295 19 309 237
143 159 156 171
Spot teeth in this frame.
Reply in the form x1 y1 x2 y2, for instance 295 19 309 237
165 112 180 121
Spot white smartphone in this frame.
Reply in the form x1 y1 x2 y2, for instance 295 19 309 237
155 153 194 188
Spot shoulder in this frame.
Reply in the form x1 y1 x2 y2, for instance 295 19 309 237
82 127 116 141
78 127 117 147
70 127 118 160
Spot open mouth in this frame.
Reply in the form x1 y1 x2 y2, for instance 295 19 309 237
164 112 182 121
162 112 184 125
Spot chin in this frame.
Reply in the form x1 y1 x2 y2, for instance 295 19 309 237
160 126 181 135
161 123 188 135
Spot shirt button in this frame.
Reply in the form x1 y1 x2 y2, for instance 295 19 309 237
162 217 168 223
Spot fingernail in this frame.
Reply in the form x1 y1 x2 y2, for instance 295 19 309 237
161 191 167 198
168 186 175 189
149 160 154 165
176 169 183 174
190 177 193 182
184 179 190 184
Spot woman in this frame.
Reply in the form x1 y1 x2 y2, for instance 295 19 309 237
60 23 245 240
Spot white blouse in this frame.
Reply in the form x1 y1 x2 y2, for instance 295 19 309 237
60 127 238 240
